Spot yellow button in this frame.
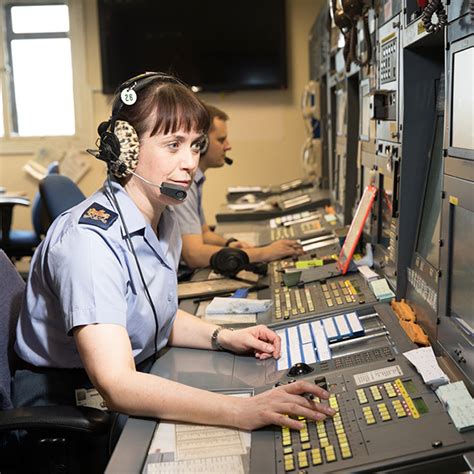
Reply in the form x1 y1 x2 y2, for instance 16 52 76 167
319 437 330 448
341 447 353 459
284 454 295 472
311 448 323 465
283 447 293 454
324 445 337 462
298 451 309 468
301 442 311 450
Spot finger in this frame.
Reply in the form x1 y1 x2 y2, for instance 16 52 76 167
277 401 329 422
255 326 281 357
271 413 305 430
284 393 337 417
255 352 273 360
251 338 276 355
281 380 331 400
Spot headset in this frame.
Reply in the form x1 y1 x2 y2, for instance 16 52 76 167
199 128 233 165
90 71 189 201
210 248 268 278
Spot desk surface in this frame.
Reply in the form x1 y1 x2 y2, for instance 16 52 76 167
105 304 430 473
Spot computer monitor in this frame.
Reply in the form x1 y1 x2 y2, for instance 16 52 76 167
415 109 444 269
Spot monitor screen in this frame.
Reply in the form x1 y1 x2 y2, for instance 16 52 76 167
450 205 474 334
451 46 474 150
98 0 287 94
416 114 444 268
380 174 394 250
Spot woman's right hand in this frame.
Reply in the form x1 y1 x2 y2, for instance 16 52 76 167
233 380 336 431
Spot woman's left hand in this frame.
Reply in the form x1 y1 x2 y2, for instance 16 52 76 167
218 325 281 360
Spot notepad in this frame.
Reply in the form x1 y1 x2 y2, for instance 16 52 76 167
369 278 395 302
403 346 449 388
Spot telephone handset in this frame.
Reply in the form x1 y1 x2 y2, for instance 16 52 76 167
330 0 372 71
416 0 447 33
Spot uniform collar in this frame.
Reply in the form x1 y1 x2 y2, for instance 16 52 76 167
103 180 148 237
103 180 178 265
194 168 206 186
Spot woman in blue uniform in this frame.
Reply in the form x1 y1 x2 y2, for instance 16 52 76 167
14 73 335 432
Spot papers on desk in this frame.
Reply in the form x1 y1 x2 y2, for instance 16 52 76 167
226 202 268 211
403 346 449 389
369 278 395 302
357 265 379 283
143 392 251 474
197 300 257 325
436 381 474 432
206 297 272 315
228 186 264 193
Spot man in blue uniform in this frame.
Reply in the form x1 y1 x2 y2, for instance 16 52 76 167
174 103 303 275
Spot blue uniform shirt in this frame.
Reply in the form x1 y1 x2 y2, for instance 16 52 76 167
174 167 207 235
15 180 181 368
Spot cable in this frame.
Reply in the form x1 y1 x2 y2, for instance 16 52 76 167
105 173 160 360
422 0 447 33
349 15 372 68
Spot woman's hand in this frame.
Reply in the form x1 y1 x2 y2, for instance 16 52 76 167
233 380 336 431
218 325 281 360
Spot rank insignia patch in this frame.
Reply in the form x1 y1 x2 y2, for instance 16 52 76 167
79 202 118 230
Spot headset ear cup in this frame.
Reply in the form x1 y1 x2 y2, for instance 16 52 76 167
200 134 209 155
109 120 140 178
210 248 249 277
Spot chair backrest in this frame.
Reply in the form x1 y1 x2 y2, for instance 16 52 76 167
0 250 26 410
40 175 86 228
32 161 60 237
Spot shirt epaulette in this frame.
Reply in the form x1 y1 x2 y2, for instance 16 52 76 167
78 202 118 230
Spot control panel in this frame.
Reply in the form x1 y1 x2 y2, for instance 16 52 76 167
268 271 377 325
251 358 473 473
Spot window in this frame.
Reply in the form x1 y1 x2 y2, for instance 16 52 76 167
0 0 90 150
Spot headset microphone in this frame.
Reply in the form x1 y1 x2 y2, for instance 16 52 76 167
129 171 187 201
224 157 233 165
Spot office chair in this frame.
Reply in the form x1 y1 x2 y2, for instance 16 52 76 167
0 249 111 473
0 161 60 261
39 174 86 228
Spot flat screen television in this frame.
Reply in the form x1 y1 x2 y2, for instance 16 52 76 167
98 0 287 94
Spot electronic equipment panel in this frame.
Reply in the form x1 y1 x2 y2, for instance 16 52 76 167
251 357 473 473
375 18 402 145
438 165 474 390
216 209 342 247
215 189 330 223
266 269 377 326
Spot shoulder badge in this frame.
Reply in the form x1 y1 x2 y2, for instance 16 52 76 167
79 202 118 230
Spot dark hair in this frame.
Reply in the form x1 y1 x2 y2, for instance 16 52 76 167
115 79 210 139
203 103 229 131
